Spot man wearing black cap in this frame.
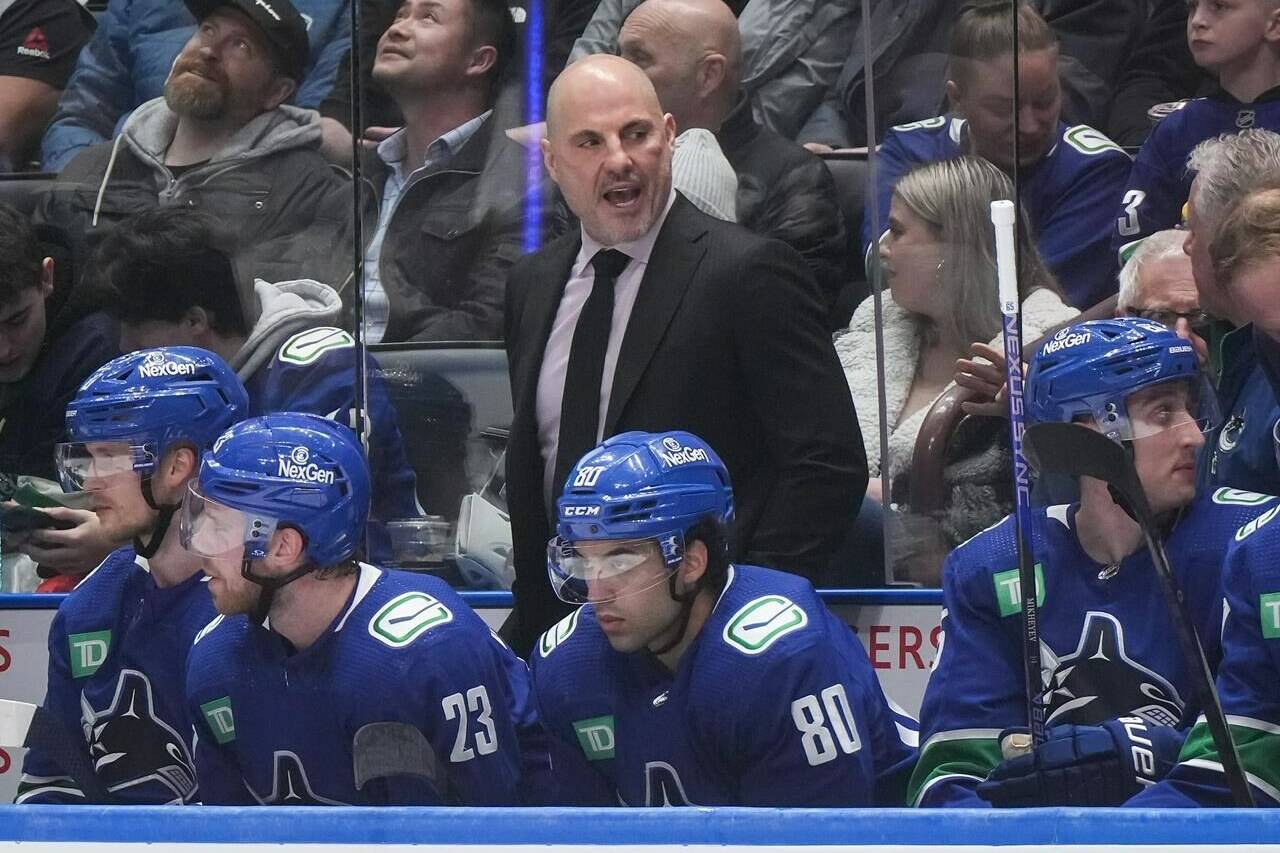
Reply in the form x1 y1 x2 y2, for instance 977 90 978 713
34 0 352 294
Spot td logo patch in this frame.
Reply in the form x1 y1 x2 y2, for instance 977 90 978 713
723 595 808 655
573 716 615 760
201 696 236 744
1261 593 1280 640
993 565 1046 617
68 630 112 678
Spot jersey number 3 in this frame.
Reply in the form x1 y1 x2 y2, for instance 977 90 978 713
442 686 498 762
791 684 861 767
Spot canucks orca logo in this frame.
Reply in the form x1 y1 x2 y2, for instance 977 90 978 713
1218 413 1245 453
79 669 197 802
248 751 347 805
1042 611 1184 728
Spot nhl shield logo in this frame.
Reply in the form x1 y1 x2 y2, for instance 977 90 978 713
1238 109 1256 129
1042 611 1184 727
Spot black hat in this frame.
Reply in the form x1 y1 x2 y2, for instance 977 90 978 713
183 0 311 83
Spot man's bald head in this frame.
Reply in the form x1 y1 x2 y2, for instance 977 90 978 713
619 0 741 131
542 54 677 245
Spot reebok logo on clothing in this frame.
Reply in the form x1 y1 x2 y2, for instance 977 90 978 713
17 27 50 60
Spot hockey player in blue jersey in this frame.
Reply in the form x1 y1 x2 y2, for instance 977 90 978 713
1112 0 1280 263
531 430 917 807
36 209 420 571
910 317 1279 808
864 1 1130 310
181 413 544 805
1129 497 1280 807
17 347 249 804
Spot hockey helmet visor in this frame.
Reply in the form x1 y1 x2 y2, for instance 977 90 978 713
54 439 157 493
180 481 279 561
547 531 685 605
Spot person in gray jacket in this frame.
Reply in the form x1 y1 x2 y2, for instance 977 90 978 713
35 0 351 296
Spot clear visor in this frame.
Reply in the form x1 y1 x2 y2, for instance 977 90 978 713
547 532 684 605
180 482 278 560
54 440 155 493
1092 376 1219 443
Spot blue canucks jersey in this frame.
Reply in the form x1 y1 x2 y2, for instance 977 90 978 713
531 564 918 807
911 489 1279 808
186 565 545 805
865 116 1131 310
1202 326 1280 496
244 327 420 561
1130 502 1280 807
1112 89 1280 263
17 548 214 804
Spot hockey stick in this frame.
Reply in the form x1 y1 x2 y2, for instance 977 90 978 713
1023 421 1254 807
352 721 455 804
0 698 113 803
991 200 1046 746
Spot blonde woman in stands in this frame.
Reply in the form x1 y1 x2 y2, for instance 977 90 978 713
834 155 1075 583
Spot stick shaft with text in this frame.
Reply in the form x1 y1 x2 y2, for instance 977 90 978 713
991 200 1046 745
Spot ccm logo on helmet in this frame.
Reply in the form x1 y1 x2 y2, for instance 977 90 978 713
657 436 708 468
139 352 197 379
563 505 600 517
277 446 335 485
1041 331 1091 355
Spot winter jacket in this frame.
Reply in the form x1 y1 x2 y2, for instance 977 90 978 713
717 94 848 319
39 0 350 172
360 112 551 342
568 0 855 140
797 0 1145 148
34 99 353 300
834 289 1075 555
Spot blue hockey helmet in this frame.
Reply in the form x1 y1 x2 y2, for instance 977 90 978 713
548 430 735 604
57 347 249 493
1026 317 1212 442
182 413 371 568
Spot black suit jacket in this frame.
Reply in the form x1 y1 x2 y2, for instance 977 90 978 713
502 195 868 654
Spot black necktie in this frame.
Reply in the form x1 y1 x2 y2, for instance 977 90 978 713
553 248 632 496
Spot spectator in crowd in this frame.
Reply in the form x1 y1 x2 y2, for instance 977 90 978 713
16 348 248 802
15 209 419 580
1117 228 1211 364
502 55 865 655
1104 0 1206 147
618 0 848 314
318 0 402 164
34 0 353 299
835 156 1074 584
1111 0 1280 264
185 413 546 805
359 0 551 343
570 0 856 140
531 431 916 806
0 0 93 170
39 0 350 172
798 0 1144 151
913 317 1259 808
859 0 1131 311
1184 130 1280 494
669 126 738 221
0 203 115 483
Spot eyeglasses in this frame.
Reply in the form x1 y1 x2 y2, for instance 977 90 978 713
1131 308 1213 335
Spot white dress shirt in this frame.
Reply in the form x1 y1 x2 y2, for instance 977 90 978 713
535 189 679 510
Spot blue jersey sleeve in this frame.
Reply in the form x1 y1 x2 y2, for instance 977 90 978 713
1129 509 1280 807
1034 129 1130 309
695 624 917 807
1109 117 1185 265
407 629 525 806
861 122 929 272
16 610 87 804
908 539 1023 808
186 624 255 806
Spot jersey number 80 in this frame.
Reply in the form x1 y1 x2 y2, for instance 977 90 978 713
791 684 861 766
